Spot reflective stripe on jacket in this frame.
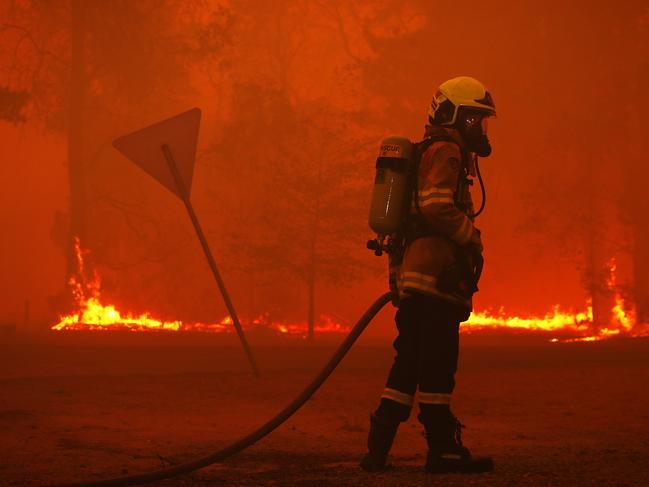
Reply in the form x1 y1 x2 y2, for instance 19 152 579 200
389 126 479 311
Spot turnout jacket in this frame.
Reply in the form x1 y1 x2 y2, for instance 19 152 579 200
389 125 481 314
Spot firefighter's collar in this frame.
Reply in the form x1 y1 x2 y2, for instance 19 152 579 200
423 125 464 147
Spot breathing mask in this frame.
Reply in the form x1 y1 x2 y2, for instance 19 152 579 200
457 109 492 157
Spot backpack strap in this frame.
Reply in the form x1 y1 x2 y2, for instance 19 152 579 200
412 133 468 217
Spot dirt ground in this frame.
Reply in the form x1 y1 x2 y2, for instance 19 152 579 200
1 333 649 486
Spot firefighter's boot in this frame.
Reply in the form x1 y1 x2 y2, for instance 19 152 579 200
423 413 493 474
360 413 400 472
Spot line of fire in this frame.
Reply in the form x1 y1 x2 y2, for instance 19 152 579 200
52 236 646 343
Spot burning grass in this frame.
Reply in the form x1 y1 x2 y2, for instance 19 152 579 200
52 238 648 342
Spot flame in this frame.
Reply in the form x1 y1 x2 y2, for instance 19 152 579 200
606 258 635 333
466 304 594 334
465 258 647 342
53 238 197 332
52 238 347 336
52 239 647 341
246 313 349 335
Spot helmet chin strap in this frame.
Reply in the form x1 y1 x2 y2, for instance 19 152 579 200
470 154 487 218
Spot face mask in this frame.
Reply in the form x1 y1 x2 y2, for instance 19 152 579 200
466 133 492 157
458 111 492 157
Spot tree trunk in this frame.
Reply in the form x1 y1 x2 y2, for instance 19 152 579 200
632 208 649 324
583 156 613 329
306 166 322 341
585 228 612 329
307 261 315 341
66 0 87 280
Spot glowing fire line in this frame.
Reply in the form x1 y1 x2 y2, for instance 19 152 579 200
52 238 347 336
52 239 647 341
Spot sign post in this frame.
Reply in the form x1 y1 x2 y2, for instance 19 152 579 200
113 108 260 377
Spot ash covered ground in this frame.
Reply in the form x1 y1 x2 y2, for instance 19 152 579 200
1 333 649 486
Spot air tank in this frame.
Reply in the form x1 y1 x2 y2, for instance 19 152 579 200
368 136 414 238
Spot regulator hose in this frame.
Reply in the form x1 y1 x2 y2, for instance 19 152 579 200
53 292 394 487
471 155 486 218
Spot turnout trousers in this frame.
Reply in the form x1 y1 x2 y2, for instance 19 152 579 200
375 292 465 424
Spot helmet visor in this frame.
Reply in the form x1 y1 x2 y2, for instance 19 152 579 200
481 116 489 134
461 110 488 133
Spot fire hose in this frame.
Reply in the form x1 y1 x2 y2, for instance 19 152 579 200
52 291 393 487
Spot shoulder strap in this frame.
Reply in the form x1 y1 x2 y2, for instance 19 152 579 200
412 134 465 216
414 133 456 156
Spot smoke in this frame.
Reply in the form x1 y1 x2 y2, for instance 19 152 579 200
1 0 647 331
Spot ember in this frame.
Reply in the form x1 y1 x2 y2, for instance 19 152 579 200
52 239 647 341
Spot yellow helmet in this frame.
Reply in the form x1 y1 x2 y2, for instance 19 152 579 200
428 76 496 126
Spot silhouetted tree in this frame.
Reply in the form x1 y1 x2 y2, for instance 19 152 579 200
0 86 29 123
204 0 383 337
619 7 649 325
0 1 233 311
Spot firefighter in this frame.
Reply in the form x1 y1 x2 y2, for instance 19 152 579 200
361 76 496 473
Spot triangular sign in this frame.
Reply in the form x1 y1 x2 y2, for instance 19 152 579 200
113 108 201 199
